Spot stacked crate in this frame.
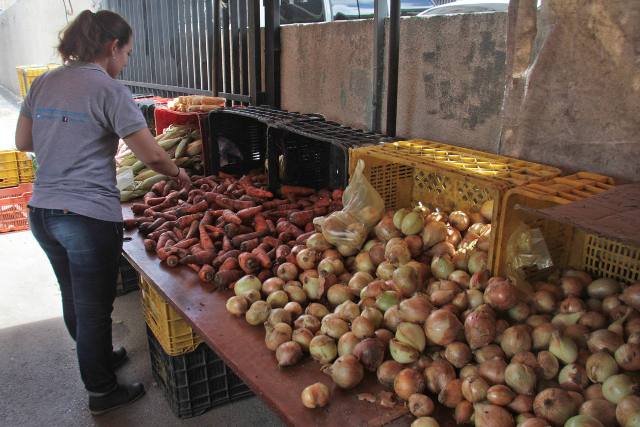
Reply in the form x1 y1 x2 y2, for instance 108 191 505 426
0 150 35 233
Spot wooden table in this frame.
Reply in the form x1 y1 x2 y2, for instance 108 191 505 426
122 205 453 427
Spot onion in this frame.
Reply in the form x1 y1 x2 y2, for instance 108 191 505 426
479 357 507 385
469 270 490 290
455 400 473 424
473 402 514 427
234 275 262 296
586 298 603 312
561 276 585 297
292 328 314 352
383 305 403 332
425 309 463 346
512 351 538 370
425 359 456 395
411 417 440 427
431 256 455 280
580 399 617 427
306 303 330 319
401 211 424 235
302 274 325 300
377 360 403 388
240 289 261 305
564 269 593 285
337 331 361 357
558 363 588 391
519 418 549 427
579 311 607 330
348 271 373 296
615 343 640 371
532 290 557 314
445 342 472 368
408 393 435 417
399 294 433 324
603 374 639 404
360 307 383 330
306 232 331 251
532 323 557 351
480 200 494 221
533 388 578 426
245 300 271 326
276 341 303 367
266 290 289 308
509 394 534 414
564 324 590 349
296 248 319 270
394 368 425 401
551 312 584 329
474 344 505 363
560 297 586 314
404 235 424 258
277 262 299 282
353 338 385 372
537 351 560 380
462 375 489 403
616 395 640 427
226 295 249 316
396 322 427 352
321 314 350 339
265 323 292 352
501 325 532 357
484 277 518 310
527 314 552 328
406 260 430 289
587 329 623 354
335 300 360 322
267 308 292 327
309 335 337 364
301 382 330 408
549 332 578 364
586 351 619 383
449 211 470 231
620 282 640 310
376 261 395 280
360 279 386 300
284 283 307 305
393 208 410 229
325 355 364 389
389 338 419 364
467 251 488 275
460 364 480 380
392 265 419 297
464 304 497 349
602 295 622 315
487 384 516 406
385 240 412 265
427 241 456 258
294 314 321 333
587 278 620 299
508 302 531 322
505 363 537 395
284 301 303 318
453 251 469 271
467 289 484 309
376 290 401 313
438 378 463 408
564 415 605 427
421 221 447 248
448 270 471 288
585 384 604 401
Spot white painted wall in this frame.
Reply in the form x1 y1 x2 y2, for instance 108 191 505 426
0 0 96 96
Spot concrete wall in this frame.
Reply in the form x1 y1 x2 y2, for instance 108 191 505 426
0 0 95 96
281 14 507 152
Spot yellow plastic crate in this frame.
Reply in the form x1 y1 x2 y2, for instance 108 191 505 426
140 277 203 356
16 64 60 98
0 151 20 189
494 172 639 284
348 139 562 273
15 152 34 183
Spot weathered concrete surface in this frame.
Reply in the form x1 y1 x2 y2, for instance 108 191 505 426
396 14 507 151
281 20 375 131
500 0 640 181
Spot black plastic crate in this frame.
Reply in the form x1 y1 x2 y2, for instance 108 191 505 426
267 120 395 190
206 106 323 176
146 326 253 419
116 255 139 296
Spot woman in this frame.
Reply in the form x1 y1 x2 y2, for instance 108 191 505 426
15 10 190 415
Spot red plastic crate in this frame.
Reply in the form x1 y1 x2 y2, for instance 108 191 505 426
154 107 211 172
0 183 32 233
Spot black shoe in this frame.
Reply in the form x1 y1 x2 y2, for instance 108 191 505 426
89 383 145 415
111 347 128 370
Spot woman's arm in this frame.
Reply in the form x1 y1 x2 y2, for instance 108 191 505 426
123 127 191 189
15 114 33 152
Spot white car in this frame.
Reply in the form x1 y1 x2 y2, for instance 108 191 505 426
418 0 510 15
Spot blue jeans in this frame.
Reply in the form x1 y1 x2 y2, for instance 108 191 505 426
28 207 123 393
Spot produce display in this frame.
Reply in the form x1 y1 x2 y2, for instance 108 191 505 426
116 124 204 202
167 95 226 112
222 200 640 427
125 172 344 286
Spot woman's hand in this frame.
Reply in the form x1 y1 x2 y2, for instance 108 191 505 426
174 167 191 191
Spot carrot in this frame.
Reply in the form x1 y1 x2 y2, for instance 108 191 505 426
123 218 139 230
199 265 215 283
162 180 178 196
314 198 331 208
237 205 263 221
221 210 241 225
139 217 166 235
176 200 209 216
156 232 173 250
304 223 315 233
145 196 166 207
232 230 268 248
275 245 291 263
261 235 279 249
312 206 328 217
223 235 233 252
253 250 272 269
172 238 199 249
151 180 166 196
166 255 180 267
240 238 259 252
276 222 303 237
257 269 273 282
212 250 240 268
177 213 204 229
179 250 216 266
331 189 343 200
131 203 149 215
143 239 156 252
214 269 242 289
172 226 184 240
238 252 261 274
266 209 298 218
254 214 268 234
199 224 214 250
244 186 273 199
288 209 315 227
266 219 276 235
185 220 200 239
186 263 201 273
281 185 315 197
297 199 313 208
219 257 239 271
151 211 177 221
262 199 289 209
223 223 240 238
296 231 315 245
203 225 225 239
254 243 272 254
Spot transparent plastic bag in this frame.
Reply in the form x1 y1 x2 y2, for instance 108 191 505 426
505 223 554 294
313 160 385 255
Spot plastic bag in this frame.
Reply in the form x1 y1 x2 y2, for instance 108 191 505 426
314 160 385 255
505 223 554 293
116 167 135 191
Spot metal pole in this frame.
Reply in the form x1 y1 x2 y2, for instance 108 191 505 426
386 0 400 137
248 0 262 105
371 0 388 132
264 0 281 108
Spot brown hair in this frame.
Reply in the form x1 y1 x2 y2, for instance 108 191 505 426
58 10 132 63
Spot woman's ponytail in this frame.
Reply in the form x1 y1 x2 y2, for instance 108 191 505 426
57 10 132 63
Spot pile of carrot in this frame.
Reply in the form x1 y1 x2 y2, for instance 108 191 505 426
125 173 343 288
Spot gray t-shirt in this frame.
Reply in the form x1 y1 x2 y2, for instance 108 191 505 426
21 62 147 222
